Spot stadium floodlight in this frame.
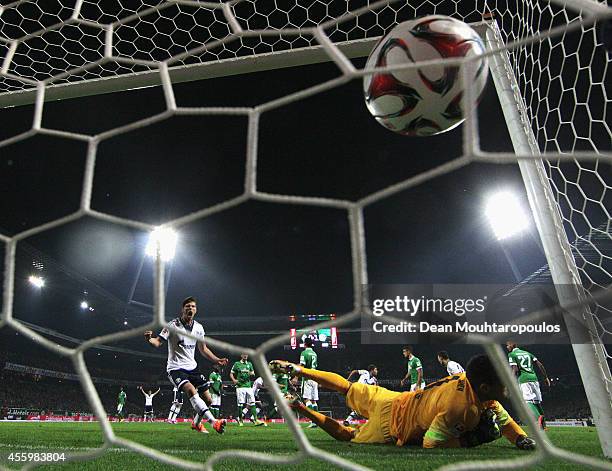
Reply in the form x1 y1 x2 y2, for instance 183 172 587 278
80 301 88 309
28 275 45 288
485 192 529 240
145 226 178 262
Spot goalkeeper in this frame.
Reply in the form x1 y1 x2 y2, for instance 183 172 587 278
270 354 536 450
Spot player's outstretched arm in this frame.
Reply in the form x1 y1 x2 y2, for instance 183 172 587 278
197 341 228 366
421 413 463 448
535 359 550 387
144 331 163 348
488 401 536 450
421 406 509 449
421 409 523 450
415 368 423 390
346 370 357 381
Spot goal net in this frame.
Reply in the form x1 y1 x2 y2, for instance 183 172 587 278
0 0 611 469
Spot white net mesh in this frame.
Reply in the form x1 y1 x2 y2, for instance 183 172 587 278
1 0 611 469
488 0 612 393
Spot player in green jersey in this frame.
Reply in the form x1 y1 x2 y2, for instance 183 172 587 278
274 372 290 393
400 346 425 391
209 365 223 418
230 353 265 426
300 338 319 428
506 341 550 429
269 372 291 418
117 387 127 422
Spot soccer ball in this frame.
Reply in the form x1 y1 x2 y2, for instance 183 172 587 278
363 15 489 137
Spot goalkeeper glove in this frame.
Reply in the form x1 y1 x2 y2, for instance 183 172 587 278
459 409 502 448
516 435 536 450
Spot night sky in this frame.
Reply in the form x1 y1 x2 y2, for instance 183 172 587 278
0 43 577 374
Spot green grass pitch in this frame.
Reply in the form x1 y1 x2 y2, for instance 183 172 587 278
0 422 607 470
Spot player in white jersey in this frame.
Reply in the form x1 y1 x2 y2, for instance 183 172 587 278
343 365 378 426
437 351 465 376
252 376 264 398
139 386 160 421
144 296 228 434
167 386 183 424
242 376 265 422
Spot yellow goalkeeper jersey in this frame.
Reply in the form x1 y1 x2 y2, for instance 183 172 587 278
389 373 525 447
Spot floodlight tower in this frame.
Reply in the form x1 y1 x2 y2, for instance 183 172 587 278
28 275 45 288
485 191 530 282
145 227 178 262
123 226 179 319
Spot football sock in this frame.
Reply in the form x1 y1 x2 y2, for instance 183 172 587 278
250 405 258 420
298 368 350 394
527 402 540 420
190 394 215 425
535 403 546 427
293 402 354 441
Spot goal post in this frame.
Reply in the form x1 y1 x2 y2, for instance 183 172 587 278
485 21 612 458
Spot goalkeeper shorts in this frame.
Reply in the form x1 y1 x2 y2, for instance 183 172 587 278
346 383 401 444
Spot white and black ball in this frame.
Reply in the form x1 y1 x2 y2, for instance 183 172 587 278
363 15 489 137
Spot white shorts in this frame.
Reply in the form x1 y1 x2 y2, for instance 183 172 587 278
302 379 319 401
236 387 255 405
116 404 123 413
520 381 542 403
410 382 426 392
210 393 221 406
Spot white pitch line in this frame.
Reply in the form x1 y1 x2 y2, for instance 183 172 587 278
0 444 196 454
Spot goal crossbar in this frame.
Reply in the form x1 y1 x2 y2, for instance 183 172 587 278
0 21 493 109
0 37 378 108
